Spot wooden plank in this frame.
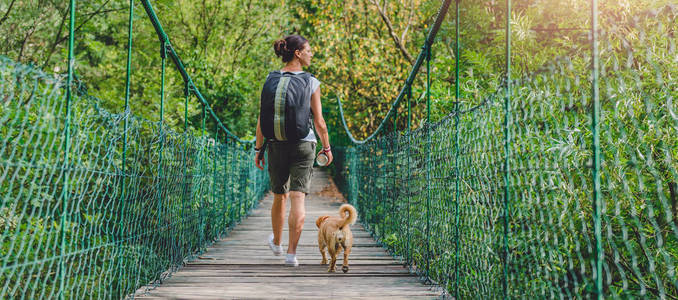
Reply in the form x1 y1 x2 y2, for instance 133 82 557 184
160 276 429 284
201 253 393 259
207 242 386 248
150 282 437 291
205 247 391 253
178 264 409 271
137 288 440 300
137 296 438 300
184 259 402 265
166 267 412 276
134 168 442 299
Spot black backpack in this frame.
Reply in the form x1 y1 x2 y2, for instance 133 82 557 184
259 71 314 142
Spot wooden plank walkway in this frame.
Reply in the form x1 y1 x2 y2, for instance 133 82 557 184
136 168 440 299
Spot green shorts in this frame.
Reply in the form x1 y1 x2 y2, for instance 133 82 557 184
267 141 316 194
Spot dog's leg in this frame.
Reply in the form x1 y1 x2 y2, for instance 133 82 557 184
327 248 337 272
329 255 337 273
341 245 351 273
319 240 327 265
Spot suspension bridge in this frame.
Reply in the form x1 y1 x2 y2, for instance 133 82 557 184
1 0 676 299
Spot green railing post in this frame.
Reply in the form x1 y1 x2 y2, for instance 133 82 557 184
155 40 167 273
227 137 235 227
249 145 254 211
227 132 231 230
238 148 244 222
407 86 411 132
229 140 237 227
391 107 397 236
591 0 603 298
503 0 512 298
212 127 218 238
181 82 190 258
424 43 432 278
453 0 461 297
117 0 134 296
246 144 252 211
199 104 206 252
58 1 76 299
405 85 412 266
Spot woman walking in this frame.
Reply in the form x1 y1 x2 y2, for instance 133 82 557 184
254 34 333 267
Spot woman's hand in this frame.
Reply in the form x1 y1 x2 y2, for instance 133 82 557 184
318 148 333 166
325 150 334 165
255 152 265 170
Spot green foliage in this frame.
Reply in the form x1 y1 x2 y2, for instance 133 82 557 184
0 0 291 137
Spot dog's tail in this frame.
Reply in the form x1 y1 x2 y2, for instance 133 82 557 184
338 204 357 229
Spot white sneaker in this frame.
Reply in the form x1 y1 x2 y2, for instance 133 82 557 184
285 253 299 267
268 233 283 256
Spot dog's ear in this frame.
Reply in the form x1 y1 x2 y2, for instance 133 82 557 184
315 216 330 228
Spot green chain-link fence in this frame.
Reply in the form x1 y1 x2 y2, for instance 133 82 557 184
332 0 677 298
0 0 268 298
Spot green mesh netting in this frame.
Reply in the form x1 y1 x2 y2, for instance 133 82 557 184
332 1 677 299
0 55 268 298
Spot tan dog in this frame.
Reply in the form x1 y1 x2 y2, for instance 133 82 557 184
315 204 357 273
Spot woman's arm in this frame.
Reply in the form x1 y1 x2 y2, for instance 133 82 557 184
255 115 264 149
310 88 333 165
254 115 265 170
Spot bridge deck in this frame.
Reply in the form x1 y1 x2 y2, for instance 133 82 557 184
136 169 440 299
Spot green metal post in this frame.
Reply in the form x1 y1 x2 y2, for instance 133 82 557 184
503 0 512 298
58 1 76 298
391 108 397 235
238 148 244 221
405 85 412 266
238 145 243 219
200 104 206 252
182 83 189 256
229 140 237 227
227 137 235 227
591 0 603 298
242 146 247 215
425 44 432 278
212 128 218 237
244 145 249 214
453 0 461 297
426 47 431 122
117 0 134 295
155 41 167 268
201 104 206 135
407 86 411 131
222 132 231 230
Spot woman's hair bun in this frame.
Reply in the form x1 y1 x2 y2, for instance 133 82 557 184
273 35 308 63
274 39 288 58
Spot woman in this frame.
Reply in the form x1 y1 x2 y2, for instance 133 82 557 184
254 34 333 267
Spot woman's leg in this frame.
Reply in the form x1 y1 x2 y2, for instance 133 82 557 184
287 191 306 254
271 192 288 245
